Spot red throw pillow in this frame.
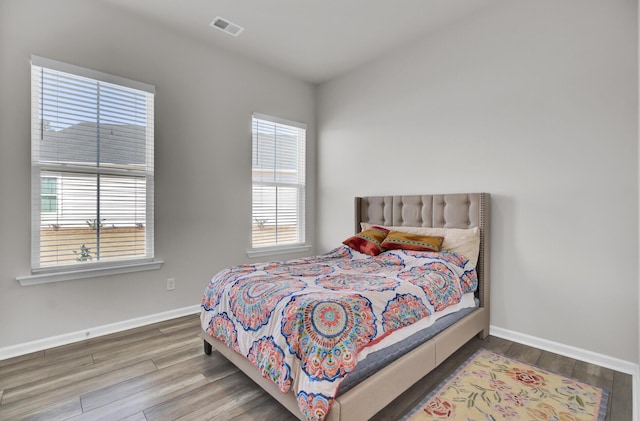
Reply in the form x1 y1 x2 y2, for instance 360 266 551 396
342 226 390 256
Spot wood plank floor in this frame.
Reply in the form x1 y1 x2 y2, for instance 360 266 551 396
0 314 632 420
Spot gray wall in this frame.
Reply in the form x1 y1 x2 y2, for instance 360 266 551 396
317 0 638 362
1 0 637 366
0 0 316 348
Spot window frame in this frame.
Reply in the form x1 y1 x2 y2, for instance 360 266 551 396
248 113 310 258
18 56 162 285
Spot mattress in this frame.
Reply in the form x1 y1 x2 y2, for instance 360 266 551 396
337 299 479 395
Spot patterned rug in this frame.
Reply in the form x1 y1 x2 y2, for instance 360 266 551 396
402 349 608 421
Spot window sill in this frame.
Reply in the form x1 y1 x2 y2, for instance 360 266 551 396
17 260 164 286
246 244 312 259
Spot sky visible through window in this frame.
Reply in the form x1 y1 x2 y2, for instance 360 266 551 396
42 69 147 132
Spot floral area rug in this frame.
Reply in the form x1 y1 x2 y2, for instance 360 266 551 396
402 349 608 421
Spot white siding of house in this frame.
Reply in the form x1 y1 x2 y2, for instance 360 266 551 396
41 172 146 228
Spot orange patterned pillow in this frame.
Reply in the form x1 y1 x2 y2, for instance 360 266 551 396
343 226 390 256
380 231 444 252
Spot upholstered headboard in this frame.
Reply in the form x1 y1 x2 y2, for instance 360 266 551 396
354 193 490 309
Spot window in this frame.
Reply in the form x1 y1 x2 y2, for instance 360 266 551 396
41 177 57 213
29 56 156 276
251 113 306 250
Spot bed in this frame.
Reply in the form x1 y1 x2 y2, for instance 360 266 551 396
201 193 490 421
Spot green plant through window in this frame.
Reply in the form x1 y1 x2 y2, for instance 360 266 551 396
73 244 93 262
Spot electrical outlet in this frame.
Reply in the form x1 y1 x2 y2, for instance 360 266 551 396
167 278 176 291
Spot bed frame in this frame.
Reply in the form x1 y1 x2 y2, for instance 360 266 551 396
202 193 490 421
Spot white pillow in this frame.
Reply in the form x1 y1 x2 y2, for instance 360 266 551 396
361 223 480 267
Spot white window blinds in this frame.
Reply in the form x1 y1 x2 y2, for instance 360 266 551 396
252 113 306 249
31 56 155 271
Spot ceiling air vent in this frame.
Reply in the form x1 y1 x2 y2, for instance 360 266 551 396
210 16 244 37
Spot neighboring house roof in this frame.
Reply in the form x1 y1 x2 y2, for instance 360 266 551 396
41 122 148 168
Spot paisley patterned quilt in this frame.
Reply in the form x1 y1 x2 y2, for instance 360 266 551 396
200 246 477 421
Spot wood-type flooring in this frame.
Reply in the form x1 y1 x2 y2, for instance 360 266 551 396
0 314 632 420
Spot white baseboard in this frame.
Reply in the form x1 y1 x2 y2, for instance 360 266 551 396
490 325 638 374
0 304 201 361
490 325 639 421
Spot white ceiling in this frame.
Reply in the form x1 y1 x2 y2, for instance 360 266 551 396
99 0 502 84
